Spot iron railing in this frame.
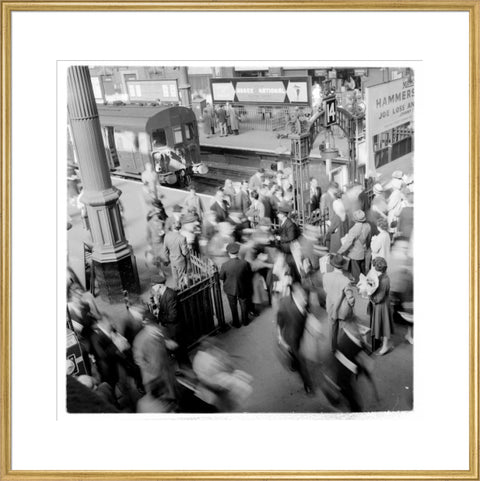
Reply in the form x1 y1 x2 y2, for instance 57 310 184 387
177 252 225 348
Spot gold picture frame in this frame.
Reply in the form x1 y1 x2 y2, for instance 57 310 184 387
1 2 478 480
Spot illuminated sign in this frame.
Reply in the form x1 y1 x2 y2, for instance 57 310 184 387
126 80 179 102
210 77 311 105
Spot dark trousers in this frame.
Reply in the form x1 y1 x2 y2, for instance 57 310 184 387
331 318 340 352
289 337 313 391
226 294 249 326
349 259 365 283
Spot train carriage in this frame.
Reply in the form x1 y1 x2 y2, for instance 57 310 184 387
97 104 206 185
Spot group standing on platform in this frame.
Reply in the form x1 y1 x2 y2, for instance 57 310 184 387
67 161 413 414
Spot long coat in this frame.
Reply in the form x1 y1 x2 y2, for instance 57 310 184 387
325 215 351 254
277 218 299 253
369 273 394 341
277 295 307 351
203 112 213 135
156 287 181 341
164 230 189 269
227 107 239 130
219 258 253 299
337 221 371 261
132 323 176 398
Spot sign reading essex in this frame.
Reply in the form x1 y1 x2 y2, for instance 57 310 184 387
210 77 311 105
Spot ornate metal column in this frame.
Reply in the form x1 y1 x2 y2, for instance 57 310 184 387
67 66 140 302
290 132 311 226
178 66 192 108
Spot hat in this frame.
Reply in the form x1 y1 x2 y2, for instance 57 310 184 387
226 242 240 255
151 272 167 285
373 256 388 272
277 201 292 214
353 210 366 222
182 213 198 225
172 204 183 213
373 183 384 194
392 170 403 179
330 254 347 270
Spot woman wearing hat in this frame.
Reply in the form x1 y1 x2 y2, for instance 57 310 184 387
337 210 372 283
368 256 394 355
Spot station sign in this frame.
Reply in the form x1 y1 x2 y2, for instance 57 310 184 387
210 77 311 105
324 97 337 126
126 79 179 103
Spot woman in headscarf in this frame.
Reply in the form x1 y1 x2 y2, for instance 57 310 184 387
324 196 351 254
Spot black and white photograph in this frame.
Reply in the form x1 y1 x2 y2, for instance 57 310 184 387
65 65 414 414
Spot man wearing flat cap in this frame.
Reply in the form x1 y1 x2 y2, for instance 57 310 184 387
219 242 254 328
337 210 371 283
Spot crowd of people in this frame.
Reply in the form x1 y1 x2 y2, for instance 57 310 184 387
202 102 240 138
67 163 414 413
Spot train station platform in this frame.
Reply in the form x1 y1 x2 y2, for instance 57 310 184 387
198 123 413 184
198 125 350 160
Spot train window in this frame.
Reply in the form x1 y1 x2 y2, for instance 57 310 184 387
173 126 183 144
184 123 195 140
152 129 167 148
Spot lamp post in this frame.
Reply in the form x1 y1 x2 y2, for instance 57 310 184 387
67 66 140 302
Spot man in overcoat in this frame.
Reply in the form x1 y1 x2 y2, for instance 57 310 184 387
219 242 254 328
276 283 313 394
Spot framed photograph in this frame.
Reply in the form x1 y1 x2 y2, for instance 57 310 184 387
1 2 478 480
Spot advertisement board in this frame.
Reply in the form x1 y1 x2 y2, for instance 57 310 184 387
126 79 179 103
210 77 311 105
365 77 414 172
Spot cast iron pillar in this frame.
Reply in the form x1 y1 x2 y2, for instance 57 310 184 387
290 132 311 227
67 66 140 302
178 66 192 108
